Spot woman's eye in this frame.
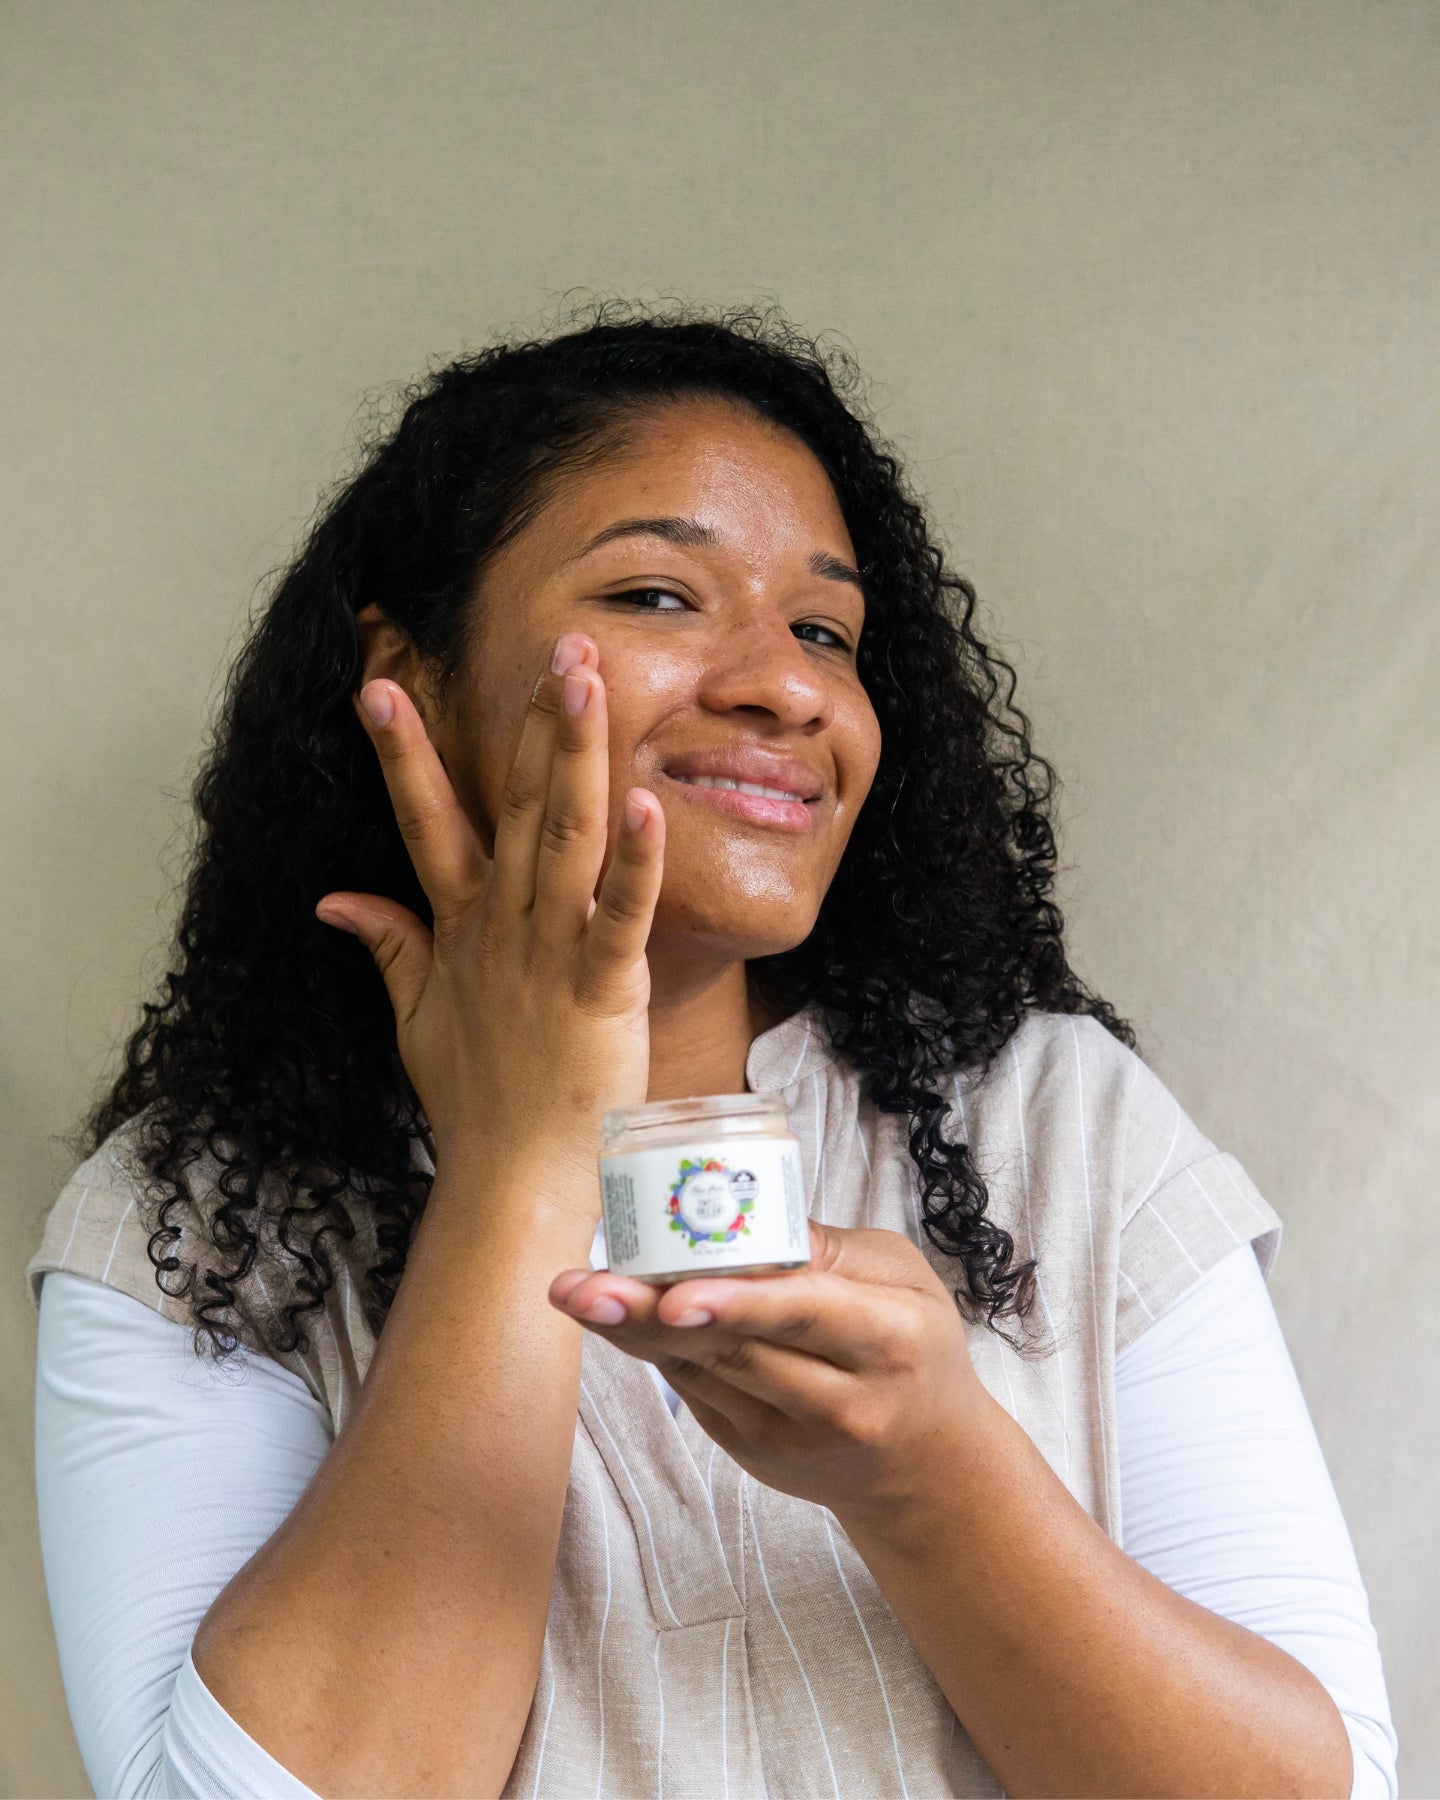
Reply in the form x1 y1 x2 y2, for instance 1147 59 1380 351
614 590 851 652
615 588 689 612
794 621 851 651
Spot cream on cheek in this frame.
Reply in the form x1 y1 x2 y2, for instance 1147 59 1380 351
616 666 842 931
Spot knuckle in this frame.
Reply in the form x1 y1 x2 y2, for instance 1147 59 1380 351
709 1339 755 1378
392 795 446 845
876 1314 924 1375
873 1342 913 1380
834 1395 885 1448
499 776 540 829
540 805 592 852
369 932 404 977
776 1303 822 1345
594 883 647 929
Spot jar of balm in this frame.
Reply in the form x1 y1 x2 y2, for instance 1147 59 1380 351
599 1093 811 1286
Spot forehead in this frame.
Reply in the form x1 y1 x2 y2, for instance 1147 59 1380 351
513 397 856 572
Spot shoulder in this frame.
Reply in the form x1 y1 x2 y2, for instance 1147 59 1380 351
957 1011 1283 1350
25 1110 315 1331
24 1113 179 1316
962 1008 1238 1224
975 1008 1142 1121
26 1111 364 1413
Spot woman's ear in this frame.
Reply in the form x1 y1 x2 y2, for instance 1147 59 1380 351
354 602 442 733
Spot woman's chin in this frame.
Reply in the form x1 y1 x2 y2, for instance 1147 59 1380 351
645 892 819 966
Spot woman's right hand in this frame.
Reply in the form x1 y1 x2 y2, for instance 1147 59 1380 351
314 632 665 1199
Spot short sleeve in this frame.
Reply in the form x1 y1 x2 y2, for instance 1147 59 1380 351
23 1128 193 1321
24 1118 356 1415
1115 1050 1283 1356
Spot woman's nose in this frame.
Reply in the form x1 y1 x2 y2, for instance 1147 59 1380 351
692 611 834 728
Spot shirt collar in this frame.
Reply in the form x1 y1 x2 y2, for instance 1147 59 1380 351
744 998 830 1096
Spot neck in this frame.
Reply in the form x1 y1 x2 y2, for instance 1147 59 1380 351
645 957 790 1102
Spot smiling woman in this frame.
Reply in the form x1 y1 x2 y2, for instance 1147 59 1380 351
26 302 1395 1799
350 395 884 1004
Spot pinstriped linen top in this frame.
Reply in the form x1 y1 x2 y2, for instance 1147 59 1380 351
25 1001 1283 1798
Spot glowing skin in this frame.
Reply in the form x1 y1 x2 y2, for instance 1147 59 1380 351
457 402 877 953
358 399 882 1100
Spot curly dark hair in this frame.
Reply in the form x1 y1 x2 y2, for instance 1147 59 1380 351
77 299 1138 1367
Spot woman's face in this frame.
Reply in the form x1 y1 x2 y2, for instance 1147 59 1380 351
439 398 881 965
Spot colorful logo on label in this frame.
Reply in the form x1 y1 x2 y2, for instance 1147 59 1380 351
666 1157 758 1246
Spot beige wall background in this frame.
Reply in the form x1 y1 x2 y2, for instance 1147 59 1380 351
4 2 1436 1793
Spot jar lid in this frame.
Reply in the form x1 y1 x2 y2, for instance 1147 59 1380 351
602 1090 789 1135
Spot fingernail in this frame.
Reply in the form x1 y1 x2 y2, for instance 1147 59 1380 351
360 683 395 727
581 1297 626 1324
315 905 358 935
563 668 590 715
672 1307 714 1328
624 791 648 831
552 634 586 675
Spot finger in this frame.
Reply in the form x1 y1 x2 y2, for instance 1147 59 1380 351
532 655 613 945
650 1267 906 1373
657 1381 755 1460
548 1267 595 1309
655 1325 856 1418
488 635 597 919
580 785 666 990
552 1271 856 1417
652 1352 794 1439
558 1230 931 1372
315 893 434 1027
354 680 484 925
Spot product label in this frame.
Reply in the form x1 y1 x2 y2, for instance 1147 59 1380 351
600 1137 810 1279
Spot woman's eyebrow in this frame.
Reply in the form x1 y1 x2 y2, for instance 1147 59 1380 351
567 515 864 591
808 550 864 591
567 516 718 560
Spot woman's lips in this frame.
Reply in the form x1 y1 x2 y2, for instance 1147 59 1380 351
660 771 818 832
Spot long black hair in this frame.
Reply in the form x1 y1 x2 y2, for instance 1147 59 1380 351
78 300 1138 1364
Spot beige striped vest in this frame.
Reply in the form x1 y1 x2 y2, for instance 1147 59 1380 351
25 1003 1282 1797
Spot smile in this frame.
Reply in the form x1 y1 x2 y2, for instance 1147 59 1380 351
663 772 818 832
680 774 806 801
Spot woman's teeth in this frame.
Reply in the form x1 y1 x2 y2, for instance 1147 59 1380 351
676 775 806 802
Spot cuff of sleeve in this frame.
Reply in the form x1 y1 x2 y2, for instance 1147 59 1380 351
1117 1151 1284 1356
157 1645 322 1799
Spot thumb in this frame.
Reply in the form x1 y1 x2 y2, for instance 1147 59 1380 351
315 892 433 1026
805 1219 924 1287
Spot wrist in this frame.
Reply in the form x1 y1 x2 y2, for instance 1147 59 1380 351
831 1386 1024 1558
426 1133 602 1244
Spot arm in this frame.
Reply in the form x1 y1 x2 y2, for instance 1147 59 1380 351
189 1149 596 1799
35 1268 333 1799
829 1247 1384 1800
193 633 661 1798
549 1222 1388 1799
34 1152 597 1800
834 1390 1352 1798
1114 1243 1398 1800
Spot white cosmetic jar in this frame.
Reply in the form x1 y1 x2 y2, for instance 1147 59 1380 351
599 1092 811 1286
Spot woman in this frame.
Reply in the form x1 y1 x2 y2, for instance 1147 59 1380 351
28 306 1397 1798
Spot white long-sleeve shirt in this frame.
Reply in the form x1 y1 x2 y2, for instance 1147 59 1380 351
34 1233 1399 1800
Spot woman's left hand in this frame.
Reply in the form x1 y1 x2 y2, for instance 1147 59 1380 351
546 1223 994 1520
